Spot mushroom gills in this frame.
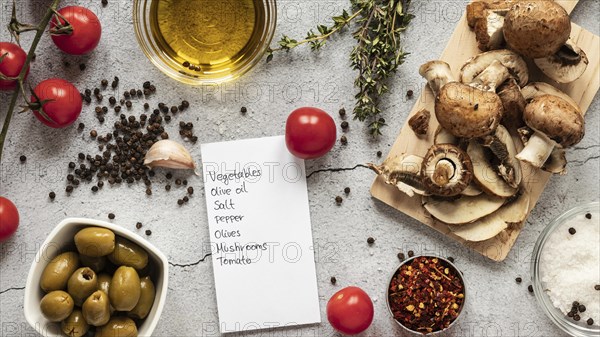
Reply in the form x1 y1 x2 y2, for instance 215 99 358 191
534 39 588 83
423 193 505 225
449 188 530 241
369 155 428 197
420 144 473 197
481 125 522 188
467 140 518 197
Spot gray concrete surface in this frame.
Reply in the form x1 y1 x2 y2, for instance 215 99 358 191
1 0 599 336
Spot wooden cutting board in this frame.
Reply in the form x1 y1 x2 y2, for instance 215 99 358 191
370 0 599 261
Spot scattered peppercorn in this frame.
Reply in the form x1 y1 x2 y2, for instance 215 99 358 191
340 136 348 145
101 0 108 6
241 107 247 114
181 100 189 109
144 103 149 110
573 314 580 321
108 213 115 219
447 256 455 263
515 277 522 284
68 162 76 169
49 192 56 199
528 285 533 293
578 304 586 312
335 196 343 204
588 318 594 325
166 173 173 179
407 250 414 257
19 155 26 162
125 101 132 108
177 199 184 205
79 63 86 71
183 196 189 203
145 188 152 195
341 121 349 130
595 285 600 291
66 186 73 193
586 213 592 219
406 90 414 97
367 237 375 245
187 187 194 194
136 222 143 229
90 130 97 138
78 153 85 160
344 187 350 194
145 230 152 236
568 227 576 235
338 108 346 118
165 185 171 191
377 151 382 157
330 277 337 285
78 123 85 130
101 79 108 87
91 186 99 192
397 252 405 261
182 61 190 67
175 179 182 185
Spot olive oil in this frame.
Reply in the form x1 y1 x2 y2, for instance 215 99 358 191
150 0 263 78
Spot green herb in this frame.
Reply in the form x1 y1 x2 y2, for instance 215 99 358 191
267 0 414 136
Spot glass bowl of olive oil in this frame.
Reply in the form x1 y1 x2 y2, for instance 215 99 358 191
134 0 276 84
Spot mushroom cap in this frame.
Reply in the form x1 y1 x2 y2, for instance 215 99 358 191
420 144 473 197
503 1 571 59
523 95 584 148
435 82 504 138
460 49 529 87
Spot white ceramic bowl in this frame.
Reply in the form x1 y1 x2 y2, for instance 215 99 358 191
24 218 169 337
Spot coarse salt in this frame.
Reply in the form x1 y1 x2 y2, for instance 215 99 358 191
540 211 600 326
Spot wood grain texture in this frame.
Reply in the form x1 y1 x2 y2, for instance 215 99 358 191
370 0 599 261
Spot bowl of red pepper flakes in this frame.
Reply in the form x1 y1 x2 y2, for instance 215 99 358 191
386 256 466 335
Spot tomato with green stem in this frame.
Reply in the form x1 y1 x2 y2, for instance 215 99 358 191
0 42 29 91
327 286 374 335
0 196 19 242
30 78 82 128
50 6 101 55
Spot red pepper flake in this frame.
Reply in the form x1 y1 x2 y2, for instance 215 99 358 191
388 256 464 333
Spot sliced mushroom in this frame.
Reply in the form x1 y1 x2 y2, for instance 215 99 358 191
518 126 568 175
521 82 581 113
534 39 589 83
420 144 473 197
481 125 522 188
497 78 526 130
369 154 427 197
419 61 455 96
423 194 505 225
503 1 571 59
434 126 459 145
462 181 484 196
408 108 430 136
460 49 529 87
515 95 584 168
467 139 518 197
449 188 530 241
474 10 505 51
470 59 512 92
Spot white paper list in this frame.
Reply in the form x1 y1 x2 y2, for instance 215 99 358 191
200 136 321 333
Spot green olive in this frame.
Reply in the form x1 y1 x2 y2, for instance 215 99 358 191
82 290 111 326
109 266 141 311
107 237 148 270
40 290 74 322
74 227 115 257
67 267 98 306
80 255 106 273
40 251 80 292
128 276 155 319
97 273 111 295
95 317 138 337
61 309 89 337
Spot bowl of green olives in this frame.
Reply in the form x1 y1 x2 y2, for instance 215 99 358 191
24 218 169 337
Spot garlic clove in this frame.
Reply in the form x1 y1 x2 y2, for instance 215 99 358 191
144 140 198 174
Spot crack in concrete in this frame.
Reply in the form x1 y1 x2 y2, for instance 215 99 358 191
0 286 25 295
573 144 600 151
571 155 600 166
306 164 370 179
169 253 212 268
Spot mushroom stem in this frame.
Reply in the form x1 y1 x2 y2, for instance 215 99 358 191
432 159 455 186
470 60 511 92
515 131 556 168
419 61 455 96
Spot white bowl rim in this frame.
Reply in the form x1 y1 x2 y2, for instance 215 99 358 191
23 217 169 337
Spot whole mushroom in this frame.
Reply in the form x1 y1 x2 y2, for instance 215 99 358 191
515 95 584 168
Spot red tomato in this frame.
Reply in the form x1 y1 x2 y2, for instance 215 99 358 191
327 286 374 335
0 196 19 242
0 42 29 91
31 78 82 128
285 107 336 159
51 6 101 55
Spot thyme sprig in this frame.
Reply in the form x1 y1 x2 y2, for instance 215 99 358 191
267 0 413 136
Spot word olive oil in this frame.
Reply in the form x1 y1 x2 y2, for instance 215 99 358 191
150 0 264 79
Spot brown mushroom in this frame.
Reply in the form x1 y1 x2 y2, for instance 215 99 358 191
515 95 585 168
420 144 474 197
408 108 431 136
497 78 526 130
503 1 571 59
460 49 529 87
474 10 506 51
534 39 589 83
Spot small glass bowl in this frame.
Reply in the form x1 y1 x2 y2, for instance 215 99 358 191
386 255 467 335
133 0 277 85
531 201 600 337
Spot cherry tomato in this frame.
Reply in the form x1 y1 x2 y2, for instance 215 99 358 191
51 6 101 55
0 42 29 91
285 107 336 159
327 286 374 335
0 196 19 242
31 78 82 128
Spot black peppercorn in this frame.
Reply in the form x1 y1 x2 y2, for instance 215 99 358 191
181 100 189 109
344 187 350 194
171 106 178 113
101 79 108 87
447 256 455 263
66 186 73 193
79 63 86 71
588 318 594 325
335 196 342 204
19 155 26 162
330 277 337 285
407 90 414 97
69 162 76 169
377 151 382 157
241 107 247 114
528 285 533 293
339 108 346 117
125 101 132 108
340 136 348 145
91 186 99 192
341 121 349 130
183 196 189 202
166 173 172 179
146 188 152 195
109 96 116 105
367 237 375 245
136 222 143 229
182 61 190 67
90 130 97 138
595 285 600 291
101 0 108 6
586 213 592 219
114 106 121 113
177 199 184 205
568 311 574 317
175 179 182 185
408 250 414 257
108 213 115 219
568 227 576 235
165 185 171 191
49 192 56 199
515 277 522 283
182 179 188 185
578 304 586 312
573 314 580 321
397 252 405 261
145 230 152 236
187 186 194 194
78 122 85 130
